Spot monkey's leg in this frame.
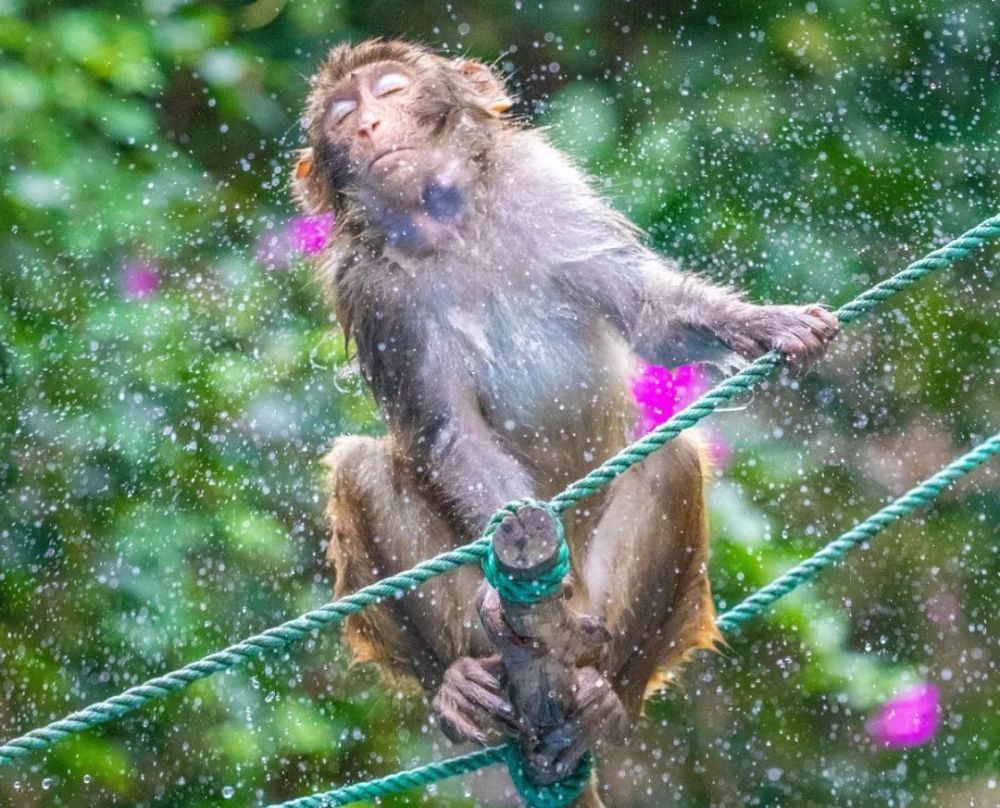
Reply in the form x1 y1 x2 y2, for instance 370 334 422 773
581 432 720 716
324 435 495 689
533 435 717 806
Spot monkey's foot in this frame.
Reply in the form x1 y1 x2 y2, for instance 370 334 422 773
534 666 630 777
730 303 840 367
432 655 518 746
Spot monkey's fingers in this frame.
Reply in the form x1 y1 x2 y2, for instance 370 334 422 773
778 334 813 367
433 656 519 744
804 304 840 334
434 686 513 745
434 692 491 746
536 700 621 777
459 679 519 734
767 305 840 369
550 692 630 777
540 706 628 777
460 656 503 692
566 610 611 667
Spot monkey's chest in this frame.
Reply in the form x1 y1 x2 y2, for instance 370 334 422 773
444 303 635 472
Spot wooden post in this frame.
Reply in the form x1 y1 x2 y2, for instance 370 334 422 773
489 505 578 785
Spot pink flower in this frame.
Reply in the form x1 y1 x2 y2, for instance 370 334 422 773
288 212 334 254
631 361 731 467
867 683 941 748
122 261 159 299
257 213 334 268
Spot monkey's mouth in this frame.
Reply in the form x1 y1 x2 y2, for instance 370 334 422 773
370 146 415 168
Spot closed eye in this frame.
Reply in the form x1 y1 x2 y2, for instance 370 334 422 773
373 72 409 97
331 98 357 124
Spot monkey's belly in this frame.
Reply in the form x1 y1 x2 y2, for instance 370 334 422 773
480 334 637 495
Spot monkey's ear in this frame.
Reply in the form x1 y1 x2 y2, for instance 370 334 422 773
291 147 332 214
454 59 513 117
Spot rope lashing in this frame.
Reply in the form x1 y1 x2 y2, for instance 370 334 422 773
481 498 571 603
263 743 592 808
504 747 594 808
1 214 997 769
268 434 999 808
479 499 588 806
714 432 1000 633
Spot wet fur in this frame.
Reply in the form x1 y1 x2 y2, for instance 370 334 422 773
297 39 836 807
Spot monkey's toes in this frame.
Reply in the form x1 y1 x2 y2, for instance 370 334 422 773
804 304 841 339
760 304 840 367
536 667 630 775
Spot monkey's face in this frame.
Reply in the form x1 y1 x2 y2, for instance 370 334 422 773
321 60 462 235
294 41 513 253
323 60 423 178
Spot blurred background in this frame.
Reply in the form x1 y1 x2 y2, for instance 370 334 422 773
1 1 997 805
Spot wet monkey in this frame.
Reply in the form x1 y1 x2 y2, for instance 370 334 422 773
294 40 839 805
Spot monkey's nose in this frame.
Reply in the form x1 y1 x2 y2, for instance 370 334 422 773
357 116 381 138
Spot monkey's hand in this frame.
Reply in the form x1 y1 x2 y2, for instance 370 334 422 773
726 303 840 367
535 666 631 778
432 655 518 746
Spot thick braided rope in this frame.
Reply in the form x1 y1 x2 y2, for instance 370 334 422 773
715 433 1000 633
0 533 493 767
266 743 592 808
481 499 571 603
549 214 1000 514
266 744 508 808
1 215 996 768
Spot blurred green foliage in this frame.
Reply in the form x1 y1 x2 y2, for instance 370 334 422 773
1 1 997 806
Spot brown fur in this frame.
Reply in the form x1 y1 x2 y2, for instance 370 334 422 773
297 39 837 806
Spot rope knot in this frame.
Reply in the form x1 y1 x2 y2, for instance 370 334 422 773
481 498 570 604
504 743 594 808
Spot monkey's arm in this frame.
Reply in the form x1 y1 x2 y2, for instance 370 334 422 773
564 251 839 367
377 349 539 745
418 393 536 537
365 320 536 539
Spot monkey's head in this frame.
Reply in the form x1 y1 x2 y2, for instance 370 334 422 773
293 40 514 252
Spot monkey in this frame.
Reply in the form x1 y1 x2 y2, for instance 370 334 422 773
292 39 839 806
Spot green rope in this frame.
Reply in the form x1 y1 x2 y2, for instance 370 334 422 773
265 742 593 808
481 499 571 603
1 214 997 769
549 214 1000 514
504 747 594 808
715 432 1000 633
266 744 507 808
0 534 490 767
269 433 998 808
